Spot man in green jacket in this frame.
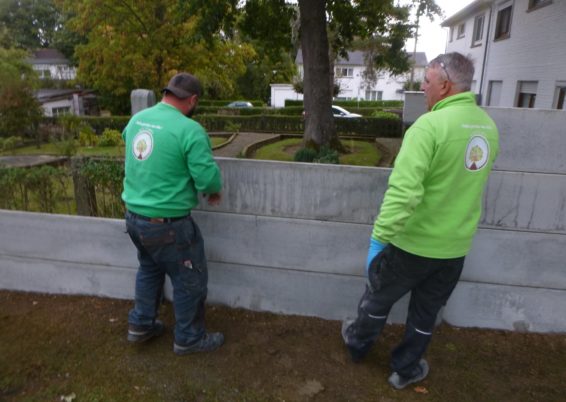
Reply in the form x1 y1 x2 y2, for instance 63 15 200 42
342 53 499 389
122 72 224 355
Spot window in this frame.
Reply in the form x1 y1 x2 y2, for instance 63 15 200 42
449 27 454 42
554 84 566 109
472 14 485 46
457 23 466 39
487 81 502 106
365 90 382 101
52 106 71 116
516 81 538 108
494 5 512 40
335 67 353 78
528 0 552 11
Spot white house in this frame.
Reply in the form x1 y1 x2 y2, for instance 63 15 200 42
36 89 98 117
441 0 566 109
270 50 427 107
28 48 77 81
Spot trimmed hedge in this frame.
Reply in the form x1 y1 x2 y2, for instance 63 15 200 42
195 115 402 137
41 110 402 139
285 99 403 108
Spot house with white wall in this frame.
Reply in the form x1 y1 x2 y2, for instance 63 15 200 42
270 50 427 107
28 48 77 81
442 0 566 109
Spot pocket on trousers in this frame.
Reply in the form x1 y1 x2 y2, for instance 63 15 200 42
368 248 396 292
139 226 176 247
176 220 205 274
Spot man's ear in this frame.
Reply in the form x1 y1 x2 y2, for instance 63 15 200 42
440 80 452 97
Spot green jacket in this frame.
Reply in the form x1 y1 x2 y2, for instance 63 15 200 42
372 92 499 258
121 102 222 218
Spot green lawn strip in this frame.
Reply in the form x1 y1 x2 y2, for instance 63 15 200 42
252 137 382 167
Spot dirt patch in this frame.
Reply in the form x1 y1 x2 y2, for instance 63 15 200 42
1 290 565 401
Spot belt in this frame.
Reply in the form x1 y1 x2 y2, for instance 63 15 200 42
128 211 190 224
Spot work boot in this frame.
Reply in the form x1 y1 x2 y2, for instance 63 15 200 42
388 359 429 390
173 332 224 356
127 320 165 343
341 319 369 363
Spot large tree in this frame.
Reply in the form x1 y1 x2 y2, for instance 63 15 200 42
298 0 423 150
0 0 61 49
58 0 255 114
237 0 297 101
0 48 43 138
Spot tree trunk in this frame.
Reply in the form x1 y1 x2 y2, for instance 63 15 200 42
298 0 339 150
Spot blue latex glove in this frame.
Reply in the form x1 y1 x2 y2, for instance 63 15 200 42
366 238 386 274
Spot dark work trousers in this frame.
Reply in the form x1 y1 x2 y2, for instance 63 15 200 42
343 244 465 377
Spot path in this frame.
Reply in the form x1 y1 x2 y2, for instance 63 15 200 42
213 132 280 158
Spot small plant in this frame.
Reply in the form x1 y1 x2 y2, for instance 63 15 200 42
98 129 123 147
78 126 99 147
293 147 317 162
224 122 241 134
0 136 24 152
314 146 339 164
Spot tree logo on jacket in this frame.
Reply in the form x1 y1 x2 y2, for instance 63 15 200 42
465 135 489 171
132 130 153 160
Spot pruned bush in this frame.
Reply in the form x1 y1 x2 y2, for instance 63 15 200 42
371 110 401 120
79 126 98 147
315 146 340 164
294 147 317 162
98 129 123 147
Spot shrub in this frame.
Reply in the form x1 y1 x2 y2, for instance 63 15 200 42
371 110 401 120
315 146 340 164
98 129 123 147
294 147 317 162
1 136 24 152
78 126 98 147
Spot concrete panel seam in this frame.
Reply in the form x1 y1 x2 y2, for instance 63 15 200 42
0 253 135 271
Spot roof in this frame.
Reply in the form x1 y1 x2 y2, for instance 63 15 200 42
441 0 493 27
28 48 70 65
35 89 95 103
295 50 428 67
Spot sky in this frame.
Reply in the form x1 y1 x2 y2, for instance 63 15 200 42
403 0 476 62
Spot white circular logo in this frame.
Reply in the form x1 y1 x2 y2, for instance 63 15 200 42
465 135 490 171
132 130 153 160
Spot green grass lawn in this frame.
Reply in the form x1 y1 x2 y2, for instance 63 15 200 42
252 138 382 167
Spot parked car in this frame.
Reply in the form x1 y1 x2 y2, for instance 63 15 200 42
303 105 362 119
226 101 253 108
331 105 362 118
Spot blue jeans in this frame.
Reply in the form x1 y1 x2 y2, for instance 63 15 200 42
125 211 208 346
344 244 465 377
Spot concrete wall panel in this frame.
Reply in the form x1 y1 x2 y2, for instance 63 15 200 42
465 229 566 289
444 281 566 333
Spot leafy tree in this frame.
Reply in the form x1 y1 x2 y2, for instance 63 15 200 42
0 48 43 138
59 0 255 114
237 0 297 101
298 0 421 150
0 0 61 49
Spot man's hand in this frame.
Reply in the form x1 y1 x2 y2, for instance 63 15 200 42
206 192 222 206
366 238 386 274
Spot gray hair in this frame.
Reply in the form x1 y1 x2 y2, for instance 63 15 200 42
428 52 474 92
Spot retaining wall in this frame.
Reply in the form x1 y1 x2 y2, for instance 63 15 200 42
1 107 565 333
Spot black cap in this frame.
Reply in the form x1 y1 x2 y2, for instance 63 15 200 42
162 72 202 99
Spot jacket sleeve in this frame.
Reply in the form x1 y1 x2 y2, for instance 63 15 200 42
185 129 222 194
372 122 435 243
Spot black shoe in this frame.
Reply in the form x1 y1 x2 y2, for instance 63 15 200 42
341 319 367 363
173 332 224 355
127 320 165 343
388 359 429 390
